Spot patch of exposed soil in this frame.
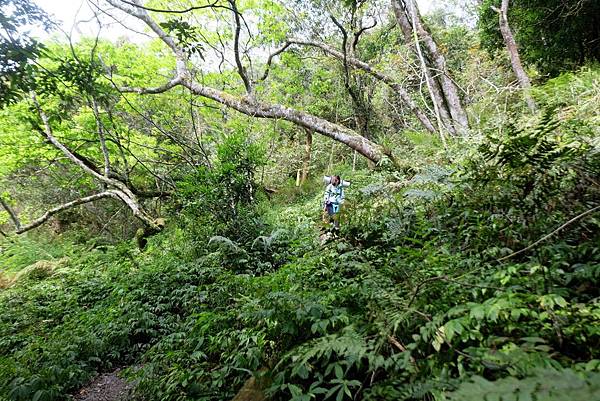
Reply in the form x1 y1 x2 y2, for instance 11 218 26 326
72 369 133 401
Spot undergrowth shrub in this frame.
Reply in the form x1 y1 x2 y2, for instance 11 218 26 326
444 107 600 255
2 69 600 401
178 131 267 244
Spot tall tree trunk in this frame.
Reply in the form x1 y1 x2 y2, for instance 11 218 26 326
406 0 447 146
391 0 469 134
301 129 312 184
391 0 454 136
494 0 537 112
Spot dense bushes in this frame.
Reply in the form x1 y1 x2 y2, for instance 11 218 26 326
1 69 600 401
178 132 267 245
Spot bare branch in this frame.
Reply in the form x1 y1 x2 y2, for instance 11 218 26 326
87 0 154 40
32 94 111 186
31 93 130 193
497 205 600 262
110 79 199 168
117 0 232 14
257 43 291 83
331 14 372 138
91 98 111 178
352 19 377 53
189 92 212 166
14 191 120 234
329 15 351 85
228 0 252 94
106 0 187 61
287 39 437 134
392 0 468 133
119 76 183 94
0 197 21 230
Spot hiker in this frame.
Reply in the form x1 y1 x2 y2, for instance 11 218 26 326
322 175 348 230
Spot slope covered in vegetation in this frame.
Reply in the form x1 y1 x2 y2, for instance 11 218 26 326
1 68 599 401
2 0 600 400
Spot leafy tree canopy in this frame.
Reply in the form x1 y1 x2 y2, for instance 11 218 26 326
0 0 52 106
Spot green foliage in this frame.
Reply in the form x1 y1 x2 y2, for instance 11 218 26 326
159 19 206 59
178 131 267 243
1 8 600 401
478 0 600 77
448 367 600 400
0 234 233 400
2 122 600 400
0 234 82 275
0 0 52 106
447 105 600 255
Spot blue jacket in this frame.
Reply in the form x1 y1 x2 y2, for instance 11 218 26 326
323 184 344 206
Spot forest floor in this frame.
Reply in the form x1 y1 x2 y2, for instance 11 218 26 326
72 369 133 401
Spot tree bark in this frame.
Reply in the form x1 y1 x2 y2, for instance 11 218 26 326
124 77 390 163
301 129 312 184
493 0 537 112
228 0 252 94
1 191 134 235
184 80 389 163
406 0 447 146
13 192 121 234
0 197 21 230
330 15 373 140
390 0 454 135
91 97 111 179
391 0 469 134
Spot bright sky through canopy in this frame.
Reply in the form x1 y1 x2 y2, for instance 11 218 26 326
32 0 148 42
32 0 437 42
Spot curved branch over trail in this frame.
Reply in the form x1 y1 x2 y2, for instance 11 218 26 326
30 93 161 231
284 39 437 135
122 78 390 163
105 0 392 165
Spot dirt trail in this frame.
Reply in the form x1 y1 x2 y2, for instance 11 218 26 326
73 369 133 401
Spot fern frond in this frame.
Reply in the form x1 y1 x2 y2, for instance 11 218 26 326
208 235 241 252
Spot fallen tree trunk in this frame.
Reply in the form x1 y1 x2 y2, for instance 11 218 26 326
106 0 393 166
